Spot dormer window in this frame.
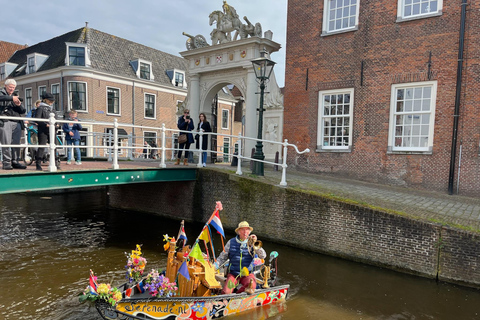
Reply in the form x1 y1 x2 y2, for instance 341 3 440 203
140 62 151 80
0 63 17 80
166 69 186 88
65 42 90 67
26 53 49 74
130 59 154 81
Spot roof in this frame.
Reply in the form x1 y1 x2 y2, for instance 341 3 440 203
7 27 188 87
0 41 28 63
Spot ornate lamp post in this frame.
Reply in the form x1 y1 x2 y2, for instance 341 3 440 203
251 49 276 176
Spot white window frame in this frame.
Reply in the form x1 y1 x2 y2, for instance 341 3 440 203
106 86 121 116
51 83 60 112
397 0 443 22
68 81 88 112
65 42 90 67
26 53 49 74
25 88 32 113
317 88 354 151
144 131 157 148
38 86 46 100
144 93 156 119
388 81 437 153
322 0 360 36
221 109 229 130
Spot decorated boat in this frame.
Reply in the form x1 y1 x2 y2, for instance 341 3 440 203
80 202 289 319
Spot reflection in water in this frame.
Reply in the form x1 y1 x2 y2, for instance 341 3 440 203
0 191 479 320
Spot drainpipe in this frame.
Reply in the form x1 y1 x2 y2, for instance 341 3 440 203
132 80 135 145
448 0 468 195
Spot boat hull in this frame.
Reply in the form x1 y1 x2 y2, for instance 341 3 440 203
95 285 289 320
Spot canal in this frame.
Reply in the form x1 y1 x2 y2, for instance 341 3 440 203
0 191 479 320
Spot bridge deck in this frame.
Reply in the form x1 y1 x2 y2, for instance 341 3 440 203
0 160 198 194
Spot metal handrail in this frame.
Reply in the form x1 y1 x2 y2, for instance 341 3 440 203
0 114 310 186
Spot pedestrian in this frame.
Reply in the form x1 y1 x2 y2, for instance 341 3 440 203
175 109 194 166
143 140 149 159
62 110 82 165
0 79 26 170
35 93 59 171
195 113 212 167
215 221 266 295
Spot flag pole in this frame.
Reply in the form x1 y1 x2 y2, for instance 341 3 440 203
206 226 216 262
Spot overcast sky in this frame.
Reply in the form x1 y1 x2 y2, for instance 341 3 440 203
3 0 287 87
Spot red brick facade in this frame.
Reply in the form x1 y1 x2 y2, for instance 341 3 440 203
284 0 479 196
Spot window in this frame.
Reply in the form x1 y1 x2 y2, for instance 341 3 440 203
69 46 85 66
388 81 437 153
38 86 46 100
0 65 5 80
221 109 229 129
144 93 155 118
318 88 354 151
28 56 35 73
51 84 60 111
223 138 230 163
68 82 87 111
129 59 154 81
144 132 157 147
107 87 120 115
140 62 151 80
175 72 184 87
323 0 359 35
25 88 32 113
397 0 442 21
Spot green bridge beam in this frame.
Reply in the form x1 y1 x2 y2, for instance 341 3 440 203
0 168 197 194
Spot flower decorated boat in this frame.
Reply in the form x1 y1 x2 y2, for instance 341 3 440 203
81 202 289 320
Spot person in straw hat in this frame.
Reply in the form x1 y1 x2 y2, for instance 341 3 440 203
216 221 266 294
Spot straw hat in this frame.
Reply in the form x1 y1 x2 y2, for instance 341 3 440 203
235 221 253 234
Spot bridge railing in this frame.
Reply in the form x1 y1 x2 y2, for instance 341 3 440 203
0 114 309 186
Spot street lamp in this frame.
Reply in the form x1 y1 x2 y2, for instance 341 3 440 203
251 49 276 176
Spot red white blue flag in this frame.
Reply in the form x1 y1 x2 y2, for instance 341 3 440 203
89 270 98 295
210 211 225 238
179 227 188 242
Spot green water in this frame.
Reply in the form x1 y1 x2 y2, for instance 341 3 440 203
0 191 479 320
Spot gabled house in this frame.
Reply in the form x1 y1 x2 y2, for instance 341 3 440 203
284 0 479 196
2 25 238 160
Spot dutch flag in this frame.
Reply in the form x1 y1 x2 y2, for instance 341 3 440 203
179 227 188 243
210 212 225 238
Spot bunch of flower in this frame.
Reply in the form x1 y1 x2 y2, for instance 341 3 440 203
125 244 147 283
79 282 123 306
144 269 178 298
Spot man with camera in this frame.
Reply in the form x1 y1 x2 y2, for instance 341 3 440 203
175 108 194 165
0 79 26 170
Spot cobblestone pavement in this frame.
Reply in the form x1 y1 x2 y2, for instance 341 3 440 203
3 159 480 231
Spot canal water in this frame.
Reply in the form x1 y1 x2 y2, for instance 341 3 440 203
0 191 479 320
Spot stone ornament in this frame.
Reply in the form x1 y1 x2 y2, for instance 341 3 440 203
183 1 265 50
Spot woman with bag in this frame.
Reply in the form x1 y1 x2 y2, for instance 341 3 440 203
175 109 194 165
195 113 212 167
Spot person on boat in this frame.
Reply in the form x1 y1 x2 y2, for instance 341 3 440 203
216 221 266 294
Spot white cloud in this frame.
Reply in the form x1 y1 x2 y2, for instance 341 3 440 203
3 0 286 86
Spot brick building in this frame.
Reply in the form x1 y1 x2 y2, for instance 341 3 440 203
0 26 238 161
284 0 479 196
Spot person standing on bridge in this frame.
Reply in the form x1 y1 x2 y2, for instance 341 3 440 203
175 109 194 166
35 93 59 171
195 113 211 167
0 79 26 170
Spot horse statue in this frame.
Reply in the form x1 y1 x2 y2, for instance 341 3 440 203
209 10 243 42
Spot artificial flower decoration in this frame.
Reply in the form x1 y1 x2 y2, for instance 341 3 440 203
125 244 147 283
144 269 178 298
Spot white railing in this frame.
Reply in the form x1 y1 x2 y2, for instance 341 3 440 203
0 114 310 186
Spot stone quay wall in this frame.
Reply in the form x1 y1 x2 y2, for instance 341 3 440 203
108 170 480 288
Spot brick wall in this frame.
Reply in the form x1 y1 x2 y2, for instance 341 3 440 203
108 170 480 288
284 0 480 196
